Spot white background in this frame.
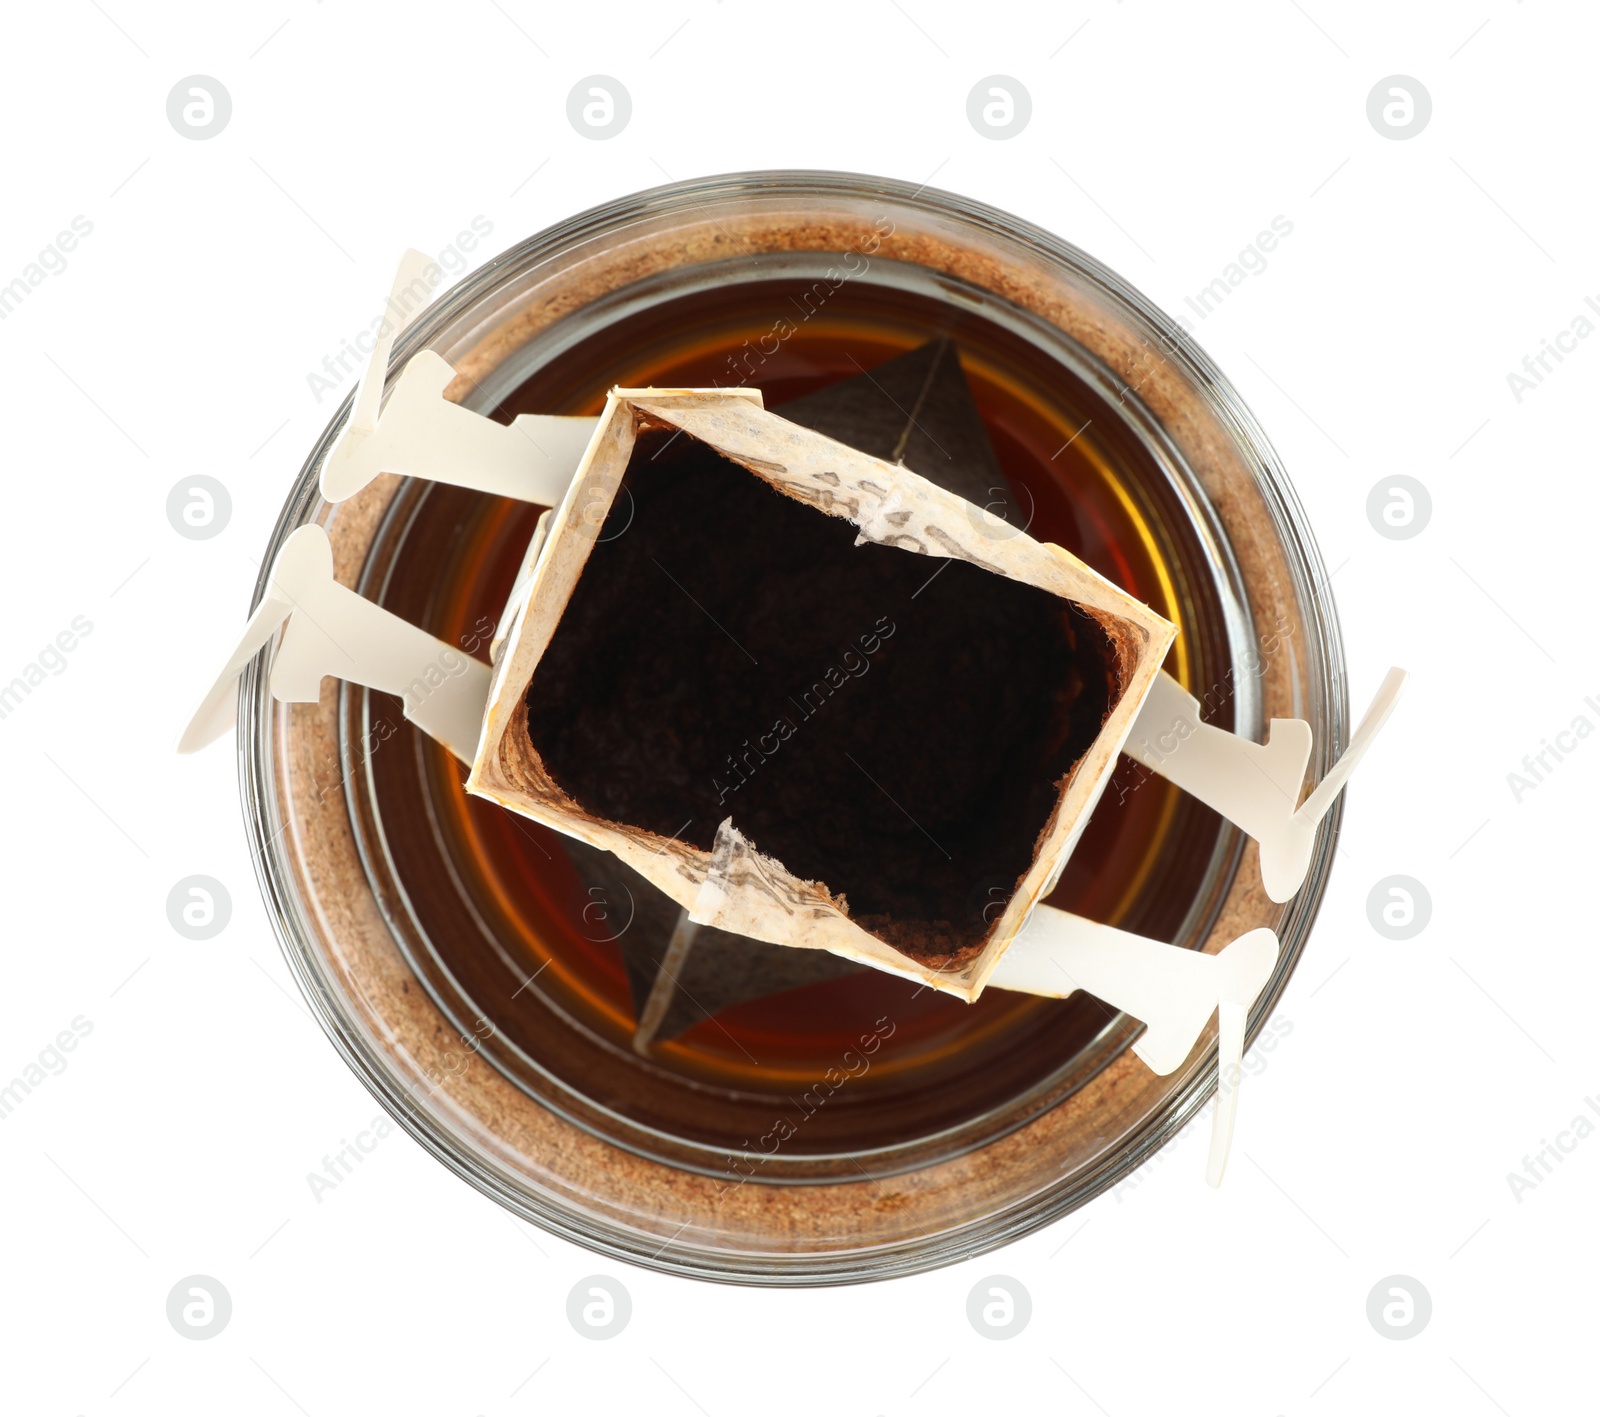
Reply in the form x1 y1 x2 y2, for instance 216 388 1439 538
1 1 1594 1412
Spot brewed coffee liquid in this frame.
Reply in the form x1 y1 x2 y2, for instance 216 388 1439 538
360 267 1234 1170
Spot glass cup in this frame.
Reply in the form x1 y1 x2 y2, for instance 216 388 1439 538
239 171 1346 1284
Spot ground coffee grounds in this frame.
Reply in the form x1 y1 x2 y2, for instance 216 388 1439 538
525 416 1118 966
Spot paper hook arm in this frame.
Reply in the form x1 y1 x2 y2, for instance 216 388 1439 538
177 593 296 753
349 248 435 436
321 350 599 506
178 526 491 764
1125 667 1408 901
989 907 1279 1185
317 252 598 507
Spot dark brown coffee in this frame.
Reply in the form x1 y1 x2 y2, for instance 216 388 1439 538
353 268 1235 1160
524 368 1121 968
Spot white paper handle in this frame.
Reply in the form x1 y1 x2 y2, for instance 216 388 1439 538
1207 999 1248 1187
1126 667 1408 901
349 248 436 436
178 525 491 763
990 908 1279 1184
320 349 599 505
321 249 597 506
176 591 298 754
